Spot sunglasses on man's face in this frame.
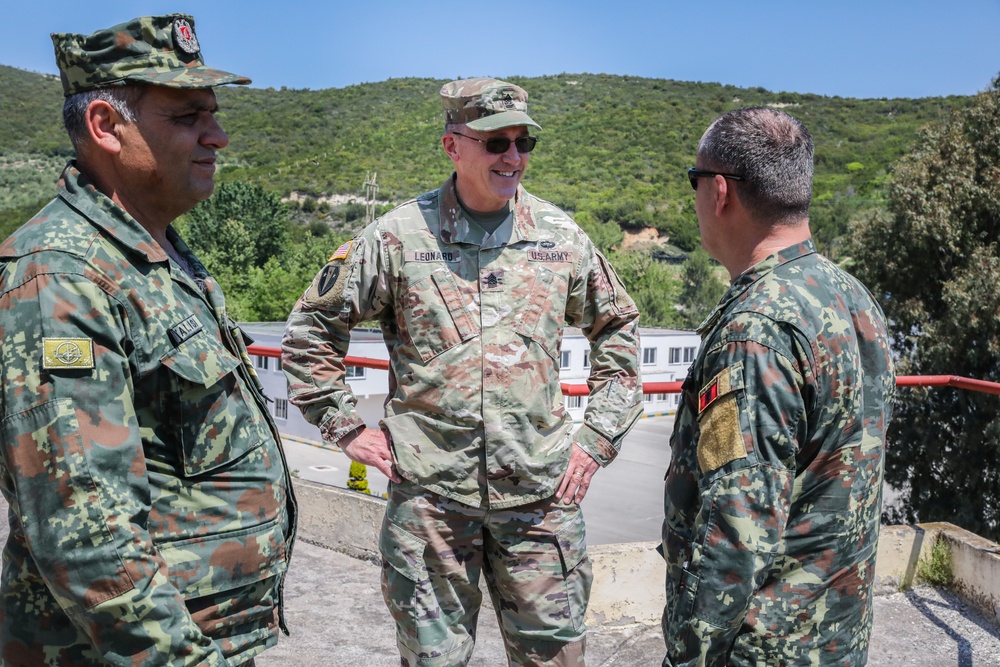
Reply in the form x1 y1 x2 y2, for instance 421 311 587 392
452 131 538 154
687 168 744 191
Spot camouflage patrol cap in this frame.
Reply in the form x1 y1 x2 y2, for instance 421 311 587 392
441 77 541 131
51 14 251 97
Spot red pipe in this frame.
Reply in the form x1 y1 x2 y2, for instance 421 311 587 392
247 346 1000 397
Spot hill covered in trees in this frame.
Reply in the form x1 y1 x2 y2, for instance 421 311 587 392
0 64 974 324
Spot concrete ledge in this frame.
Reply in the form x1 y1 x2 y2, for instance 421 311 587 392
294 479 385 562
587 541 665 626
293 480 665 626
876 522 1000 623
293 481 1000 629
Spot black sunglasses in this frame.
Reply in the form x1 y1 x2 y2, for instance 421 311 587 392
688 168 744 191
452 131 538 154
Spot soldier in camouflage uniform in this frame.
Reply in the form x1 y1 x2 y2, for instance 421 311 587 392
661 107 895 666
0 15 295 666
282 78 642 666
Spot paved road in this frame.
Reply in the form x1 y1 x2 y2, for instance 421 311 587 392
282 415 674 545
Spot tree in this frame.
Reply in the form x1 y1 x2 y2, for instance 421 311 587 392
608 249 682 328
850 73 1000 539
347 461 371 494
186 181 288 266
676 249 726 329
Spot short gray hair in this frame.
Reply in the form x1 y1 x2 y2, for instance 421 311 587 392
698 107 814 225
62 85 146 153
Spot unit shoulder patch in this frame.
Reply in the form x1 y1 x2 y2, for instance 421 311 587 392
42 338 94 370
696 363 746 473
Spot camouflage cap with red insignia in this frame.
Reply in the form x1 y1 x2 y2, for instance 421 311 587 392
51 14 251 97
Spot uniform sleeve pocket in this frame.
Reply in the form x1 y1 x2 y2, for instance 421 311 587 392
696 362 748 474
160 335 266 477
1 399 134 610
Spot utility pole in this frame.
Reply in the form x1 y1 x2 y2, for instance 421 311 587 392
363 171 379 224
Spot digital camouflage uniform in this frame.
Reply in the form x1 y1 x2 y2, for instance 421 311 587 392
662 239 894 666
0 14 294 667
283 175 642 666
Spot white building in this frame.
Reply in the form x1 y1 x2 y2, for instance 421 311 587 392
241 323 700 444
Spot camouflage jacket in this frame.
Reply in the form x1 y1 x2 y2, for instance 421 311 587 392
282 176 641 508
0 164 296 666
662 239 894 666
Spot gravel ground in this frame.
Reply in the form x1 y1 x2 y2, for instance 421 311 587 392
870 584 1000 666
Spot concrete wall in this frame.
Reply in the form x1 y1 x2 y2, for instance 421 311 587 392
294 479 1000 627
877 522 1000 623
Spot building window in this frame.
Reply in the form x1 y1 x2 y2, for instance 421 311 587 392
561 350 572 368
669 348 681 364
656 393 669 402
582 351 591 369
274 398 288 420
642 348 657 365
256 355 269 370
346 365 366 380
683 346 696 363
565 395 582 409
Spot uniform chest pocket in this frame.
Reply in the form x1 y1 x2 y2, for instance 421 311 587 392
160 335 267 477
514 267 568 361
399 268 478 362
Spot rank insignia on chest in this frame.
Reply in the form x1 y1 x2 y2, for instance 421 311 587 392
42 338 94 370
480 269 505 292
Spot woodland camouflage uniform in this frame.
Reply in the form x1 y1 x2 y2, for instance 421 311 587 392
0 15 295 666
283 161 642 663
662 238 895 666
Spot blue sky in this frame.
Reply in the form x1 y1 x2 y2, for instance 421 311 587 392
4 1 999 99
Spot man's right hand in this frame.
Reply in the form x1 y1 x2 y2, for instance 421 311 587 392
338 427 402 483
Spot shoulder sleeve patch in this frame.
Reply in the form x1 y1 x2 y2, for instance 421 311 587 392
696 363 746 473
42 338 94 370
303 239 359 310
329 240 352 261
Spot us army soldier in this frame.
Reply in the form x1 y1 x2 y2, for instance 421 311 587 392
662 107 895 665
282 78 642 666
0 15 295 666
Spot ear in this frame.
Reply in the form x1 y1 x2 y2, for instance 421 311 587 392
442 133 460 163
713 174 731 218
84 100 125 156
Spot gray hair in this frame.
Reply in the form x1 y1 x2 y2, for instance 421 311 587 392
698 106 814 225
62 85 146 153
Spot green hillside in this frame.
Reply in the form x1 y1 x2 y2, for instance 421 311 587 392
0 65 971 253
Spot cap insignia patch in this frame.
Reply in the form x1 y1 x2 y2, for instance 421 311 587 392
503 93 515 109
172 18 200 54
42 338 94 370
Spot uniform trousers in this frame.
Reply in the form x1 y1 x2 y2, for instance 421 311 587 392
380 479 593 667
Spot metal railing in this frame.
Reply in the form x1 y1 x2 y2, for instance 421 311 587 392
248 346 1000 397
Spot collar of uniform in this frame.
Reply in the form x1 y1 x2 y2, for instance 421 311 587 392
695 237 818 335
437 174 538 246
57 161 170 263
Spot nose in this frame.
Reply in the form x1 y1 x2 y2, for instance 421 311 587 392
202 114 229 150
500 140 521 164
